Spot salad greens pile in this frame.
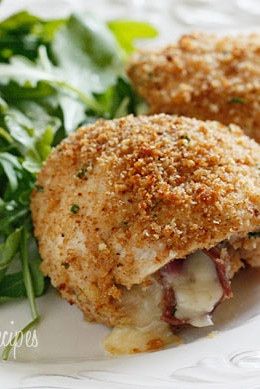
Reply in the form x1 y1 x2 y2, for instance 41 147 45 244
0 10 157 359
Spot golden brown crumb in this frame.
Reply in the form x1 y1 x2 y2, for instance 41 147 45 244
146 338 164 351
230 234 260 267
31 114 260 327
127 33 260 143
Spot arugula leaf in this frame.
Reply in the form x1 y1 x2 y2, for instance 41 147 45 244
51 13 123 131
0 126 13 143
4 100 60 173
91 76 147 119
20 228 39 319
0 11 39 31
2 228 41 360
0 14 155 134
0 96 8 113
0 168 35 238
0 51 60 87
108 20 158 54
0 228 21 279
30 256 45 297
1 80 55 101
60 13 121 67
0 152 22 190
0 272 26 298
0 296 17 304
0 46 103 132
0 11 64 62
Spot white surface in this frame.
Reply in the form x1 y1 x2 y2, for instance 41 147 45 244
0 0 260 388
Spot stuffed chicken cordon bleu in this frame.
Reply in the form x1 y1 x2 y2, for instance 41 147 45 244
127 33 260 143
31 114 260 354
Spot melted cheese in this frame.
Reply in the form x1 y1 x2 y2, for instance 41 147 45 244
165 251 223 327
104 321 181 354
104 279 181 354
104 250 224 355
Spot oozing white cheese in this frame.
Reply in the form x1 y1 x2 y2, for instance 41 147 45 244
165 251 223 327
104 279 181 354
104 321 181 355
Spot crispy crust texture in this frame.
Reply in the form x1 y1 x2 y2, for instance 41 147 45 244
31 114 260 326
127 33 260 143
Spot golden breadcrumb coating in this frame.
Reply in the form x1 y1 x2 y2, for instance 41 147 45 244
31 114 260 327
231 235 260 267
127 33 260 143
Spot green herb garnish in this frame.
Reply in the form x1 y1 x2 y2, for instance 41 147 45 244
70 204 80 214
35 184 44 192
229 97 246 104
76 166 88 179
180 135 191 142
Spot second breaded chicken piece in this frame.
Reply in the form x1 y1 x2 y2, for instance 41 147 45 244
127 33 260 143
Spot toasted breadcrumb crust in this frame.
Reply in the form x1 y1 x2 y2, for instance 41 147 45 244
31 114 260 326
127 33 260 143
231 235 260 267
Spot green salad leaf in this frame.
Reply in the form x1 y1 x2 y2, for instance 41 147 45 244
0 271 26 298
0 152 22 190
29 256 46 297
57 13 122 68
108 20 158 54
0 228 21 274
51 13 124 131
0 11 64 62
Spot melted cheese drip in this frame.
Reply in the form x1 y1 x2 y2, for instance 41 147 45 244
104 279 180 354
165 251 223 327
104 321 181 355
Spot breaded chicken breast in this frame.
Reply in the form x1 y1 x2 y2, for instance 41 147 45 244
31 115 260 354
127 33 260 143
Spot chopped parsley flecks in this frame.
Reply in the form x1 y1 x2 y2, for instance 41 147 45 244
35 185 44 192
229 97 246 104
180 135 191 142
76 166 88 179
70 204 80 214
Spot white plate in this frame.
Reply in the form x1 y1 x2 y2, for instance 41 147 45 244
0 1 260 388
